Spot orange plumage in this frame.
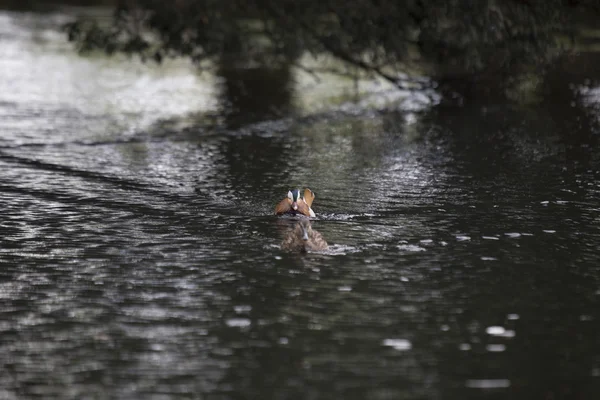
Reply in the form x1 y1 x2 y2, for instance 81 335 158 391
274 188 316 217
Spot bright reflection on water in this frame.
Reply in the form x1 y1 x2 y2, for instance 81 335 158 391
0 9 219 145
1 7 600 400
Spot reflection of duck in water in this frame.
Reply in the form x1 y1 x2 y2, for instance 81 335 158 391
275 188 316 217
281 219 328 253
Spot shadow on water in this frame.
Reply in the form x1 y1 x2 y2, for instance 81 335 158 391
2 7 600 399
217 63 295 130
403 73 600 398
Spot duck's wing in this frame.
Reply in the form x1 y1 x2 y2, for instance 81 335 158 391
308 229 329 251
303 188 315 207
275 198 292 215
281 223 306 252
281 233 300 252
296 200 314 217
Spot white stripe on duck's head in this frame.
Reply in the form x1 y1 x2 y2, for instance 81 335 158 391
288 188 301 211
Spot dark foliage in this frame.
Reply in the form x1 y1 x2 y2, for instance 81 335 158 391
65 0 599 92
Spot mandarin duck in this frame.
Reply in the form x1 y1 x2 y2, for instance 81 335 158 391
275 188 316 217
281 219 328 252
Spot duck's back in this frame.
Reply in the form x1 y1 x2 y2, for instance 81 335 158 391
305 229 328 251
281 222 328 252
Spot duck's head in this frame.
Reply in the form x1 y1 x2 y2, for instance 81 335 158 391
300 219 311 241
287 189 301 211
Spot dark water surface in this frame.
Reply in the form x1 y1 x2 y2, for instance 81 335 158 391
2 8 600 400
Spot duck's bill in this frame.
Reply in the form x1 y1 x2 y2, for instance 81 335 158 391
292 202 298 210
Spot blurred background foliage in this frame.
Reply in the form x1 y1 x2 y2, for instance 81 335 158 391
25 0 600 102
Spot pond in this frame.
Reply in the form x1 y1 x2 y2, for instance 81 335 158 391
1 7 600 400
